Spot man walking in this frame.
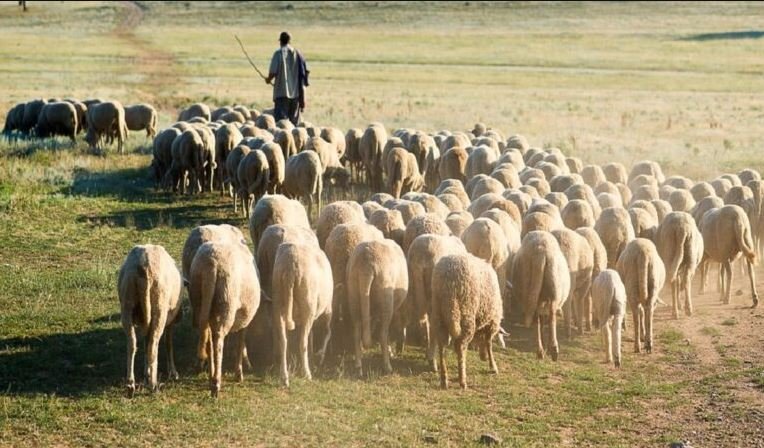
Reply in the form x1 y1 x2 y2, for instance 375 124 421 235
265 31 308 126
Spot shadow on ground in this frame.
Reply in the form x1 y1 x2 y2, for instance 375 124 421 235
679 30 764 41
77 203 245 230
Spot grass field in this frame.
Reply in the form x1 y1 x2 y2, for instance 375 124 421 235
1 1 764 446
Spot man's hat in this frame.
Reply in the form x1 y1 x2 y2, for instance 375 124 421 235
279 31 291 44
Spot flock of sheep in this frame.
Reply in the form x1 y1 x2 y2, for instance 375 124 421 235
2 98 158 153
11 98 757 397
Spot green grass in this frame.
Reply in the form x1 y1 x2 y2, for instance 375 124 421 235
1 1 764 446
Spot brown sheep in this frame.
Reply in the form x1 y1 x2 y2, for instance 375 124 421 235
655 212 704 318
699 205 758 307
359 124 387 191
118 244 183 397
316 201 365 249
432 253 502 389
178 103 211 122
256 224 318 298
272 242 333 386
616 238 665 354
508 230 570 360
189 240 260 397
387 147 424 198
346 239 408 375
237 149 270 217
403 213 452 253
370 209 406 246
446 210 474 238
215 123 244 195
35 101 78 141
85 100 127 154
124 104 158 138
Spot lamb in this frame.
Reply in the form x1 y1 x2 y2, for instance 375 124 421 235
699 205 758 307
214 123 244 194
189 240 260 397
282 151 323 220
346 239 408 374
124 104 158 138
34 101 78 142
616 238 665 354
590 269 626 367
403 213 451 253
178 103 211 122
369 208 406 246
118 244 183 397
431 253 502 389
272 242 333 386
85 100 127 154
359 124 387 191
507 231 570 360
236 149 270 217
316 201 366 249
387 147 424 198
655 212 704 318
255 224 318 298
595 207 635 269
248 194 311 251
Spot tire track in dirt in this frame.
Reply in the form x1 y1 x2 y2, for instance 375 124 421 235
111 1 178 110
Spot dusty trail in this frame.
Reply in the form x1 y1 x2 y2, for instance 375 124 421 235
111 1 178 110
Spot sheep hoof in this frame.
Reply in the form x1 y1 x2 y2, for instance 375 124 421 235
536 350 545 360
440 381 448 390
210 384 220 398
550 347 559 362
459 382 467 390
168 370 179 381
126 384 136 399
614 358 622 368
752 296 759 308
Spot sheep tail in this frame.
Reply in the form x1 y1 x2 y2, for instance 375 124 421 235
639 251 650 307
738 217 757 264
282 281 296 331
135 258 152 329
666 229 685 287
523 254 545 328
359 273 373 349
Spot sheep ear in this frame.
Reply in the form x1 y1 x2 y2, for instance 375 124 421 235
499 326 510 336
505 280 513 291
182 277 189 288
261 291 272 303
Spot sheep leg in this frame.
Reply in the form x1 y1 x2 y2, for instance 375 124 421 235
584 292 592 332
723 261 732 305
316 313 332 367
455 338 468 390
549 310 559 361
299 323 313 381
146 324 162 393
210 330 224 398
535 314 545 360
747 259 759 308
235 330 246 383
644 301 654 354
699 258 707 294
632 303 642 353
563 296 574 339
438 338 448 389
207 327 215 379
486 332 498 374
612 314 623 368
602 320 613 364
275 317 290 387
124 323 137 398
684 274 694 316
353 321 363 377
165 322 179 381
380 305 394 375
672 281 680 319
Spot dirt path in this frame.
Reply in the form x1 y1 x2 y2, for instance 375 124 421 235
111 1 178 110
642 263 764 446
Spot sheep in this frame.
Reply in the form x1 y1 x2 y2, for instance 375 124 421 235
407 131 436 173
711 177 733 198
739 168 761 186
438 193 465 212
562 199 595 229
690 181 716 202
34 101 78 142
255 224 318 297
214 123 244 194
431 253 502 389
590 269 626 367
189 240 260 397
20 99 47 135
465 145 498 179
346 239 408 375
481 208 521 256
320 126 346 160
255 113 276 130
249 194 311 251
564 184 601 219
595 207 635 269
699 205 759 307
470 177 505 201
272 242 333 386
359 124 387 191
491 166 521 190
236 149 270 217
178 103 211 122
506 134 529 153
576 227 607 281
344 128 365 181
166 128 205 195
461 218 511 308
273 129 297 160
85 100 127 154
691 196 724 225
651 199 672 222
409 192 450 220
260 142 286 194
282 151 323 220
545 192 569 210
628 160 665 184
393 200 427 224
566 157 583 174
445 210 474 238
438 146 469 183
435 180 470 208
220 110 246 124
316 201 365 249
407 234 467 370
628 206 658 240
507 231 570 360
582 165 607 188
232 105 252 120
387 147 424 198
526 176 552 196
616 238 665 354
603 162 628 184
403 213 451 253
181 224 247 282
550 174 579 193
194 125 218 192
664 175 693 190
668 189 695 213
552 228 595 336
124 104 158 138
369 209 406 246
118 244 183 397
655 212 704 318
468 193 521 224
522 211 558 237
2 102 25 140
292 126 309 152
362 200 385 219
150 128 181 188
598 192 623 210
224 145 250 213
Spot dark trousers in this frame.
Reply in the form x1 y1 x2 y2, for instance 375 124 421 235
274 97 300 126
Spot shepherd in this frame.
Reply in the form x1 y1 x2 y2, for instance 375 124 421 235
265 31 309 126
